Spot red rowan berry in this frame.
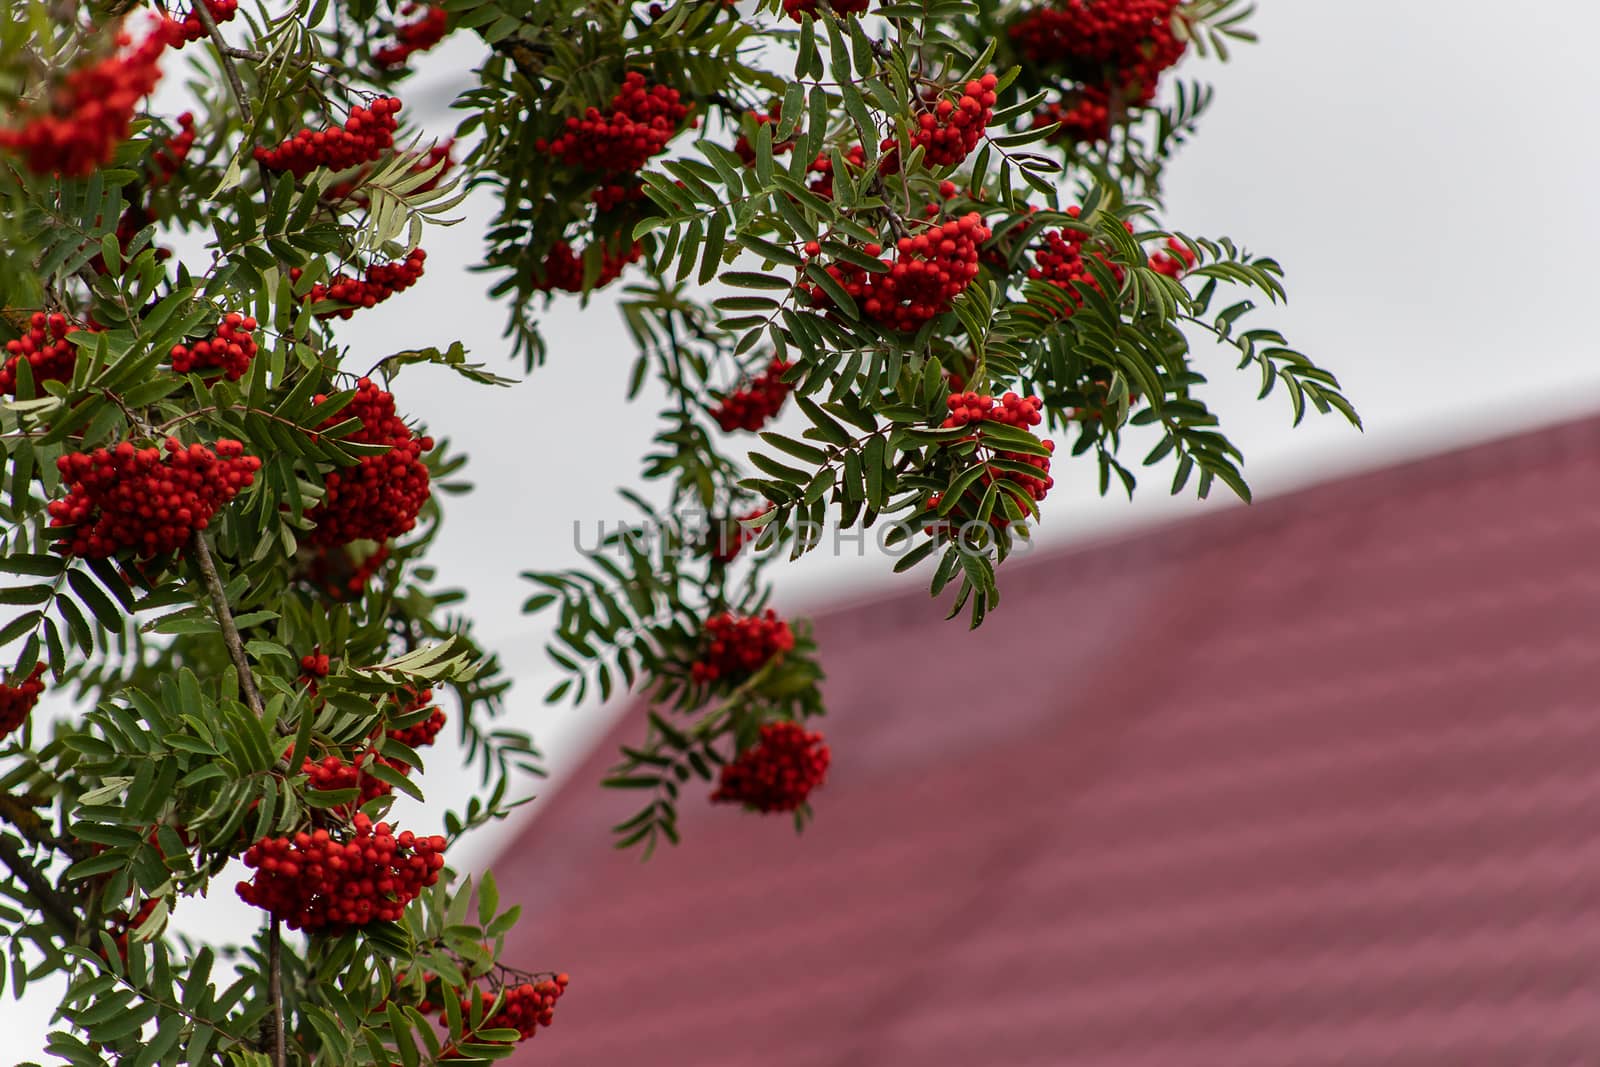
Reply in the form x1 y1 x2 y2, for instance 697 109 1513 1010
1026 211 1126 315
374 4 449 67
1 312 81 396
386 685 447 749
0 664 47 742
302 751 397 806
236 813 446 932
0 20 174 177
168 0 239 46
102 897 163 964
929 391 1056 529
710 358 793 433
536 72 690 175
254 97 402 178
292 248 426 318
1033 87 1115 144
149 110 196 185
782 0 869 19
299 652 330 692
690 610 795 684
882 74 997 172
1011 0 1184 86
1148 236 1197 278
169 312 258 381
708 505 771 564
591 179 646 214
300 541 391 600
805 143 866 199
531 239 642 292
326 139 453 204
734 105 795 165
712 722 829 813
306 378 432 547
48 438 261 558
801 213 990 332
1010 0 1185 142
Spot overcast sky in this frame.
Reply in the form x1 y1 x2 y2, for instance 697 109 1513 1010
8 1 1600 1057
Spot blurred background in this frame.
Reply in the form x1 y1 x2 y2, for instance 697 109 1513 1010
7 0 1600 1058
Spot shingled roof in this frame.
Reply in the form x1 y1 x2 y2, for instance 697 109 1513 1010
494 414 1600 1065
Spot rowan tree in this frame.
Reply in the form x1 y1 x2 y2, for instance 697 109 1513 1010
0 0 1355 1062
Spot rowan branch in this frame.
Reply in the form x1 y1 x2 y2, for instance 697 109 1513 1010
188 530 266 717
269 919 286 1067
195 1 253 126
0 833 80 936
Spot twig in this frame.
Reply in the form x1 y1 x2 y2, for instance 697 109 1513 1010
195 2 253 126
195 1 280 193
0 834 79 936
269 918 286 1067
187 530 265 716
222 46 314 71
0 791 88 859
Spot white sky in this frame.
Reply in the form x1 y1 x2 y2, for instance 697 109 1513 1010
7 1 1600 1057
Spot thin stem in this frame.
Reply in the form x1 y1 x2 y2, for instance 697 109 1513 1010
195 2 281 194
269 918 286 1067
188 530 265 716
195 2 253 126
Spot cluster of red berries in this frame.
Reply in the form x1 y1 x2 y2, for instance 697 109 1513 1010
92 200 172 275
690 610 795 684
299 651 330 689
591 179 645 214
236 814 447 932
0 22 172 177
531 239 642 293
253 97 402 178
428 977 570 1054
710 358 793 433
537 73 691 175
942 389 1045 432
149 111 196 186
708 505 770 564
1011 0 1184 90
168 0 239 46
327 139 454 204
1026 210 1125 315
1 312 81 396
374 4 450 67
49 439 260 558
888 74 997 170
1031 88 1114 143
734 106 794 165
301 541 390 600
307 378 433 547
1011 0 1186 141
711 722 830 813
0 664 47 742
802 213 990 332
933 391 1055 524
782 0 870 19
806 143 866 199
387 685 447 749
103 897 162 963
169 312 258 380
302 751 397 806
293 248 427 319
1148 236 1197 278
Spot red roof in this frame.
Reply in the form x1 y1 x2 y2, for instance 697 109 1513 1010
494 414 1600 1065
